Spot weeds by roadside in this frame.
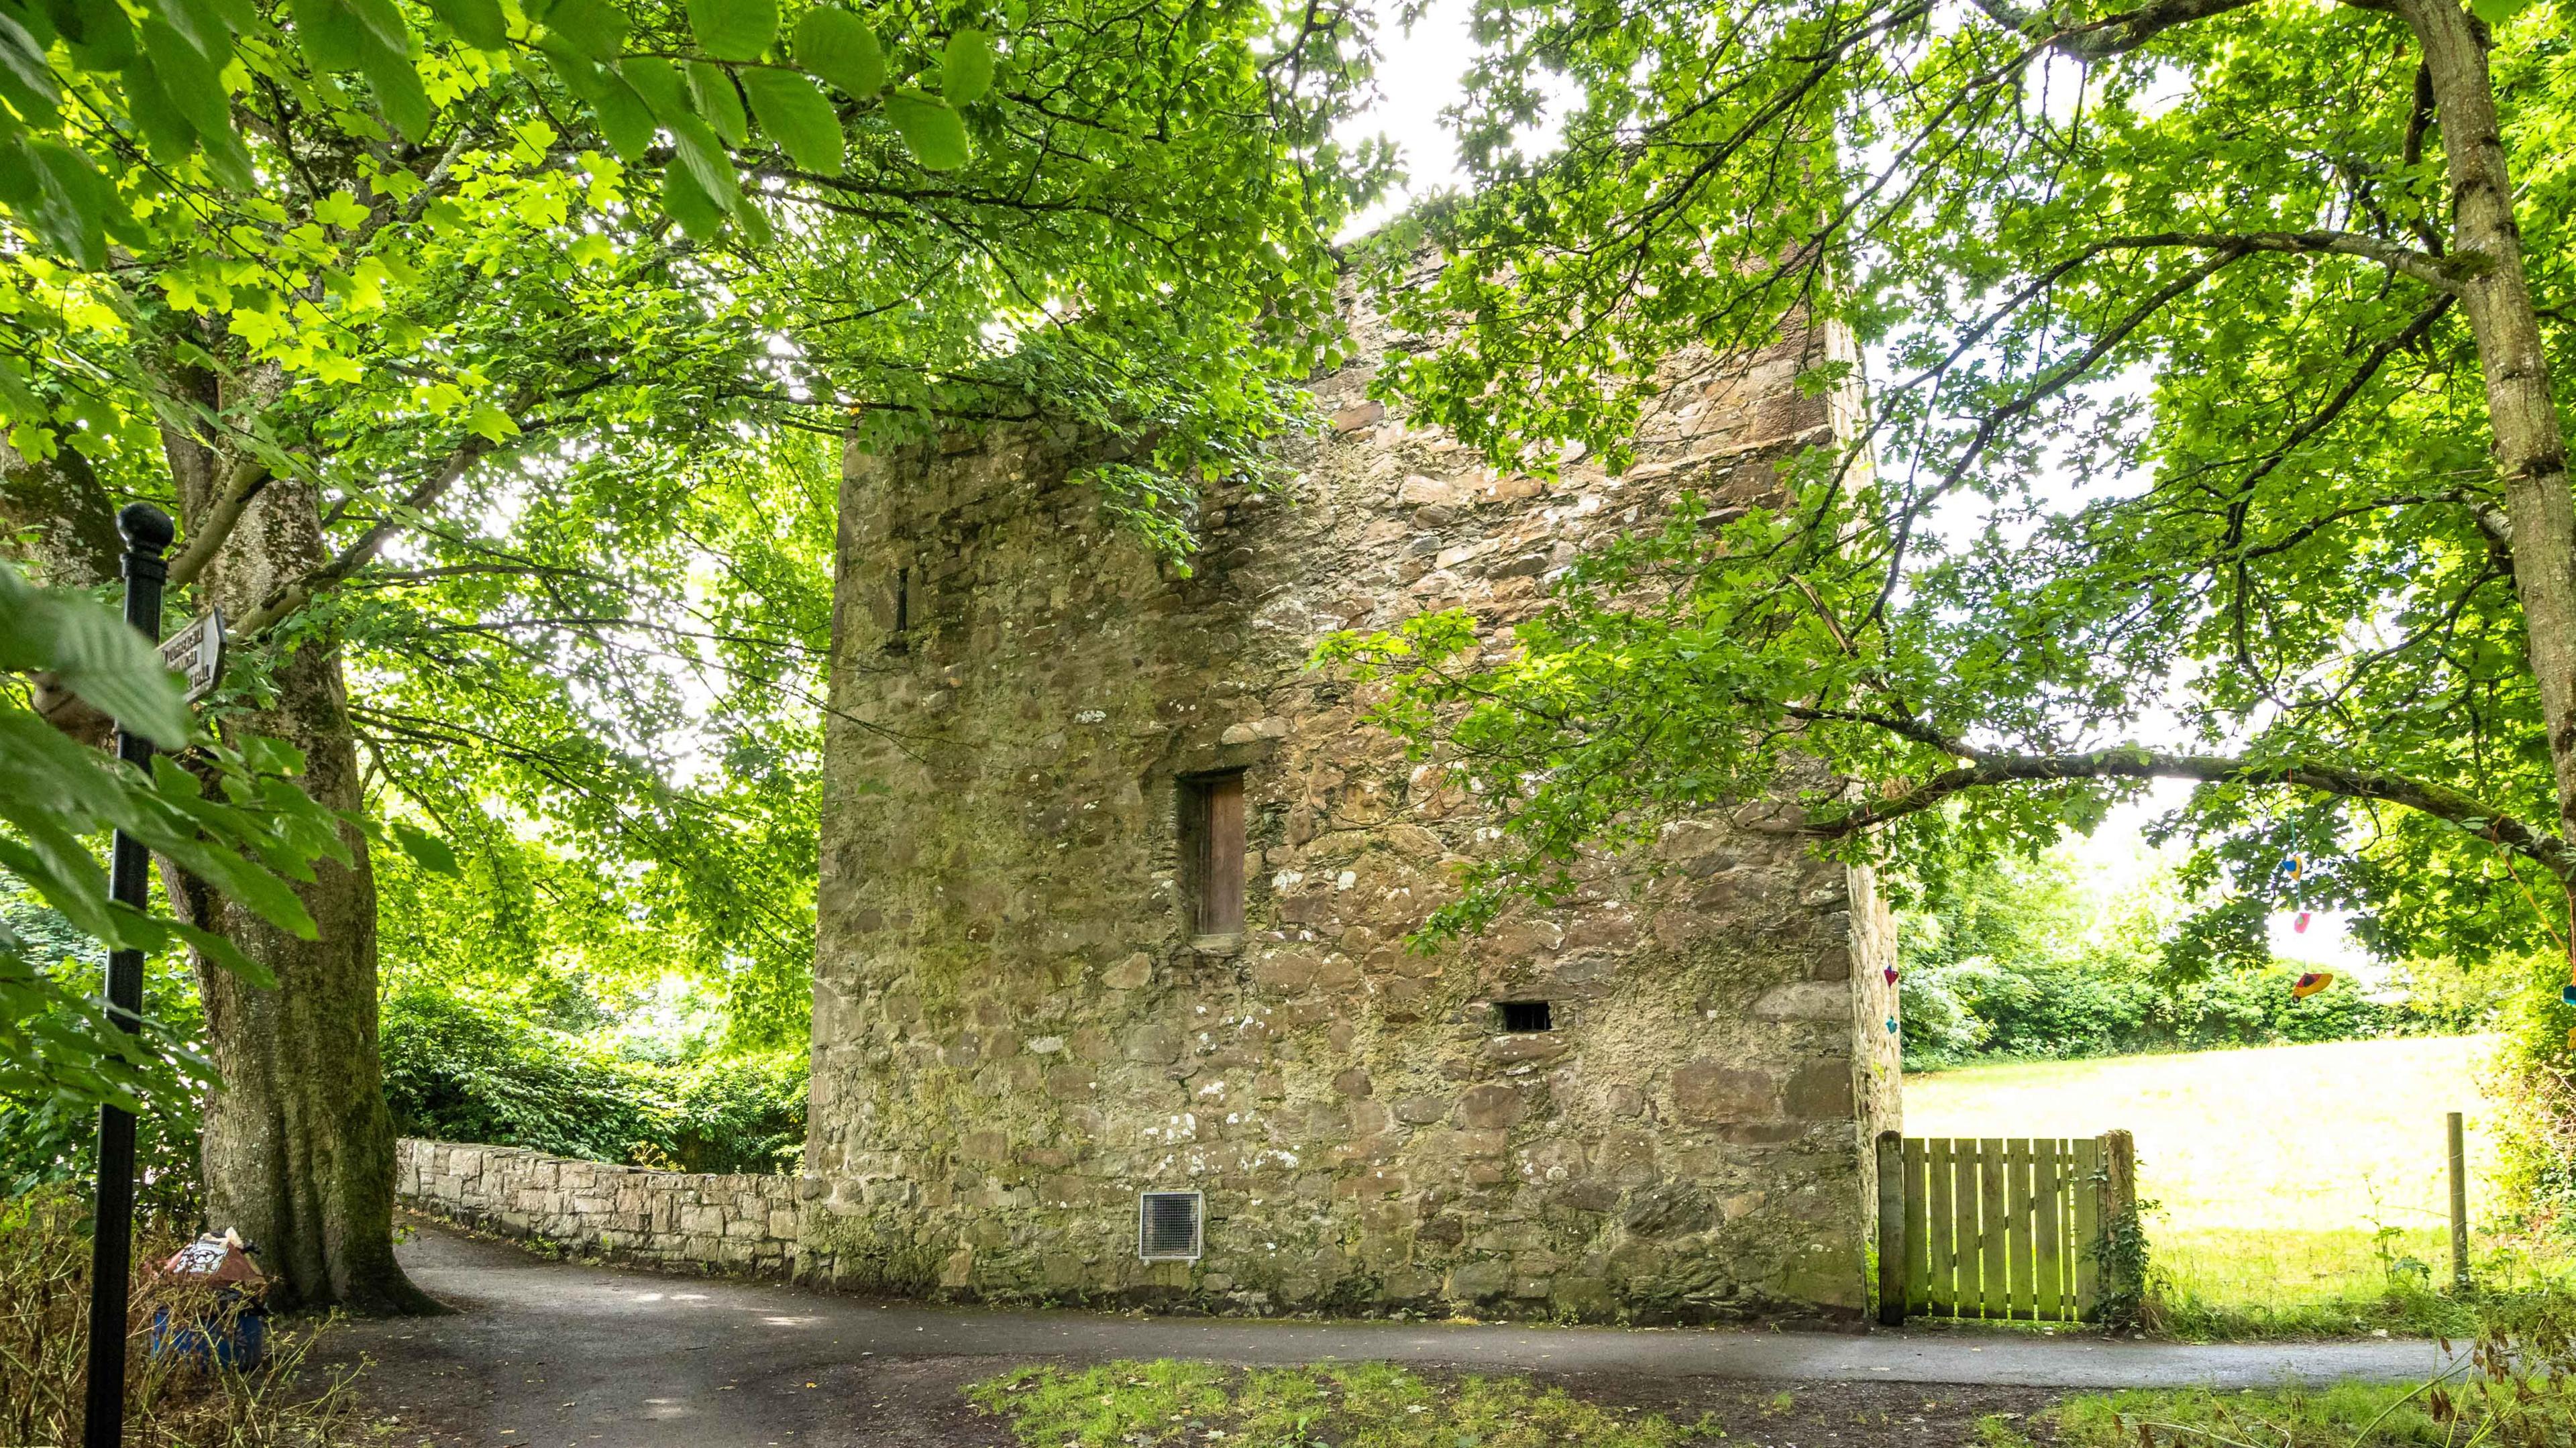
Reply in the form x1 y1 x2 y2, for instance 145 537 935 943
2141 1228 2576 1341
969 1361 1721 1447
1 1186 385 1447
1983 1285 2576 1448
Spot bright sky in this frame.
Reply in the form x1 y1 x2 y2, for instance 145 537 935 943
1333 2 2371 972
1338 0 1477 235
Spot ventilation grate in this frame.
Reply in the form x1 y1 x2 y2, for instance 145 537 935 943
1138 1190 1203 1261
1497 1000 1554 1033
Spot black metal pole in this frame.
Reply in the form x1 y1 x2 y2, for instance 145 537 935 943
82 502 172 1448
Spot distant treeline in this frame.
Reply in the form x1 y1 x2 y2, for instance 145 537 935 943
1898 848 2501 1071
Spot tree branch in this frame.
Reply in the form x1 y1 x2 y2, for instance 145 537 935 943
1787 742 2565 875
1966 0 2262 58
2098 230 2471 292
233 438 491 636
165 455 272 590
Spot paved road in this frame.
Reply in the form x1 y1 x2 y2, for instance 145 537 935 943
322 1223 2468 1447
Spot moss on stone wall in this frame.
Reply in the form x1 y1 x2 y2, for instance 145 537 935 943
805 296 1896 1325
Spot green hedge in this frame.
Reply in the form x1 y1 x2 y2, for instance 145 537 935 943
1900 959 2430 1069
379 989 805 1174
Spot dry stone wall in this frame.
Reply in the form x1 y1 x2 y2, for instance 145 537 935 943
394 1138 803 1274
807 293 1899 1325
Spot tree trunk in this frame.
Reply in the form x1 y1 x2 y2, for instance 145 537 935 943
2401 0 2576 884
168 461 432 1314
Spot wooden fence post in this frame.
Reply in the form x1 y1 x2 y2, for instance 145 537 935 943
1876 1129 1904 1326
2094 1129 2137 1319
2449 1111 2472 1293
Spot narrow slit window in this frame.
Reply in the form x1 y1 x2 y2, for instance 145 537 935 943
1181 771 1246 938
1497 1001 1553 1034
882 564 912 653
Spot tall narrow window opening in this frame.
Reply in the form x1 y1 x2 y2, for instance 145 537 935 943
1181 771 1246 938
883 564 912 654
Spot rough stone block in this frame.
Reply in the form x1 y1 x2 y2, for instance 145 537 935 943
1671 1062 1777 1122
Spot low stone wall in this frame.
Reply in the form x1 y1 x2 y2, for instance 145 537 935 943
395 1138 805 1275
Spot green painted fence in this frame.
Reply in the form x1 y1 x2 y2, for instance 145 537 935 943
1874 1129 2136 1325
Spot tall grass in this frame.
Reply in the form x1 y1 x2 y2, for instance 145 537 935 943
0 1188 376 1447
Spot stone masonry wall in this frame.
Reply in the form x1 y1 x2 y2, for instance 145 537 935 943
806 292 1899 1325
395 1138 803 1274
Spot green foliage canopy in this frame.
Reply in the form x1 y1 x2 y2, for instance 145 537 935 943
2 0 1388 1052
1328 0 2576 974
0 565 344 1129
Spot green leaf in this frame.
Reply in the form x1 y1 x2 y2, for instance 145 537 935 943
464 400 521 440
590 69 655 162
338 0 413 62
658 160 724 239
136 21 251 184
689 60 747 146
883 89 966 170
117 52 197 163
0 138 111 268
739 66 841 174
138 20 230 143
2471 0 2528 22
533 32 608 103
684 0 773 64
539 0 627 60
665 109 741 211
62 0 133 67
730 186 770 243
420 0 504 50
794 7 880 99
941 27 992 107
390 819 460 876
288 0 365 71
0 12 62 126
0 563 190 747
619 54 684 120
356 37 433 142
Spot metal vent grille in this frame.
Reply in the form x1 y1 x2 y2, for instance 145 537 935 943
1497 1000 1553 1033
1138 1190 1203 1261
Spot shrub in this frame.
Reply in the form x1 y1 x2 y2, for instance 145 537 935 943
0 897 208 1218
380 987 805 1173
0 1186 370 1445
1900 957 2424 1068
2487 952 2576 1233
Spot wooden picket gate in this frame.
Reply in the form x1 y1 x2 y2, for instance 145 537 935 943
1873 1129 2136 1325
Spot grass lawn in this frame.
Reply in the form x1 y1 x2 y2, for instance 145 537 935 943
1903 1036 2548 1337
966 1363 2576 1448
969 1361 1720 1447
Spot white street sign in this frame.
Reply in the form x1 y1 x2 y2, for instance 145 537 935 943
160 609 225 704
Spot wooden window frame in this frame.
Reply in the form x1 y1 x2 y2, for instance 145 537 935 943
1180 769 1246 942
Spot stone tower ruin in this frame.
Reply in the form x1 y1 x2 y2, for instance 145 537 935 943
802 289 1900 1324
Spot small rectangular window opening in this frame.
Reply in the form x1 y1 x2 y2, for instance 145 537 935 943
1139 1190 1203 1261
1497 1001 1554 1034
882 565 912 654
1180 771 1246 938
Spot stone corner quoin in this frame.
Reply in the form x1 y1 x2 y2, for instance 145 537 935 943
799 288 1904 1327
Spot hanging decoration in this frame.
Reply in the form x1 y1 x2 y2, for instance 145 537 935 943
1884 964 1900 987
2292 971 2334 999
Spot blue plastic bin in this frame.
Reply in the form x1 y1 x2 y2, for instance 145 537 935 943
148 1302 267 1372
